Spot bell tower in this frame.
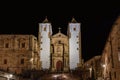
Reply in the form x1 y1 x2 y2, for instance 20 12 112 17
68 17 82 69
38 17 52 69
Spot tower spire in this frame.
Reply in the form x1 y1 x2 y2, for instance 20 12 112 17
43 16 49 23
71 16 77 23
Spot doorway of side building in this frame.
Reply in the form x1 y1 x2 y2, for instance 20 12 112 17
56 60 63 72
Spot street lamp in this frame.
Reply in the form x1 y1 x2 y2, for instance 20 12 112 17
89 67 92 78
7 74 13 80
62 74 67 79
53 74 58 80
102 64 106 79
102 64 106 68
30 58 33 62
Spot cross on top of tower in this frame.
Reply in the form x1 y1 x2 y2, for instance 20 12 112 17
58 27 61 33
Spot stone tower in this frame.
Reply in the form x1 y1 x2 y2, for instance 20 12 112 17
38 17 52 69
68 17 82 69
39 17 83 71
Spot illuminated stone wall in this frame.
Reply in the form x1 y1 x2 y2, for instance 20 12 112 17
101 16 120 80
83 56 101 79
0 35 40 74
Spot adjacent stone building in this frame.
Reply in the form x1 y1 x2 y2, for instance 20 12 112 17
101 16 120 80
0 35 40 74
83 55 101 80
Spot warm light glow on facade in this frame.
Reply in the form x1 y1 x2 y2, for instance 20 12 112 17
102 64 106 68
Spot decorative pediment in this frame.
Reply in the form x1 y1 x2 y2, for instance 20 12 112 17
52 32 68 38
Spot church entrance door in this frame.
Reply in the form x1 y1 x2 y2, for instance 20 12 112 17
56 60 63 72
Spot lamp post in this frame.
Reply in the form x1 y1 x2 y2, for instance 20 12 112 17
102 64 106 79
7 74 13 80
102 64 106 68
89 67 92 78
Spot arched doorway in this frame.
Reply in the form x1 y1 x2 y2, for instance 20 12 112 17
56 60 63 72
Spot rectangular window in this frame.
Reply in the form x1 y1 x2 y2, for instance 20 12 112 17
58 40 61 44
21 59 24 64
44 27 46 31
21 43 25 48
4 59 7 64
5 43 9 48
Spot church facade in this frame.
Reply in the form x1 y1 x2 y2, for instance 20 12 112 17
0 17 83 74
39 17 83 72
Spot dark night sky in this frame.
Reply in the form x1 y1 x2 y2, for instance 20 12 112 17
0 3 120 61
